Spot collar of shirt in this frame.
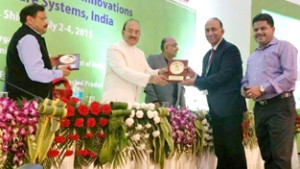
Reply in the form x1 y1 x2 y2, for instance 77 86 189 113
212 38 223 50
25 24 42 36
255 37 278 51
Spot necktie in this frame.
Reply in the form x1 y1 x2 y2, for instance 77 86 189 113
205 49 215 76
208 49 215 65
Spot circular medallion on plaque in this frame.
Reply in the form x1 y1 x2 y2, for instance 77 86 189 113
169 61 184 75
59 55 76 64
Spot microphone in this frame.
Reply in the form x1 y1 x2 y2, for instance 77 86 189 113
0 78 43 100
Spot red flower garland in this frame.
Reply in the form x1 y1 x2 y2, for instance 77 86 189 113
64 150 74 156
87 118 96 128
89 151 97 157
54 136 67 143
70 97 80 104
69 134 80 141
90 101 101 115
98 132 106 139
60 97 69 104
61 118 70 127
99 117 109 127
101 104 111 115
78 104 89 116
74 118 84 127
84 133 94 139
66 105 75 117
77 149 89 156
47 149 60 157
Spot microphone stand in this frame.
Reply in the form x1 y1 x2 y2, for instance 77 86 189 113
0 78 43 101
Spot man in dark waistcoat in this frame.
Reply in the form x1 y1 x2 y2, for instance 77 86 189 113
5 4 71 100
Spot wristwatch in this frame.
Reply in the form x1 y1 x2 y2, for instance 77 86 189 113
260 85 265 93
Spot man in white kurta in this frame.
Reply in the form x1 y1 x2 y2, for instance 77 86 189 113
101 19 167 103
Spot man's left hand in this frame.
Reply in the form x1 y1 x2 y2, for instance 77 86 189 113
50 55 61 66
245 86 262 99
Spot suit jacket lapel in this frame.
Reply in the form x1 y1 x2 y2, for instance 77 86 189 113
204 39 226 76
159 54 168 67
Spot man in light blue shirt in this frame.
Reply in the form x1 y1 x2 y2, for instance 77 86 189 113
242 13 298 169
5 4 71 100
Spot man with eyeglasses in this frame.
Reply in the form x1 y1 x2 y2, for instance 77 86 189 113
144 37 186 108
5 4 71 100
101 18 168 104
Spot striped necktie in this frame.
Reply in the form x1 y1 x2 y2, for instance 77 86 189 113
208 49 215 65
205 49 215 76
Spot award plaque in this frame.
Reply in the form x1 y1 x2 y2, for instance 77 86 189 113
56 54 80 70
167 60 188 82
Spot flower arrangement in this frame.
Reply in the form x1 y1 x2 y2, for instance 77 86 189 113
295 115 300 134
0 97 39 169
3 95 283 169
123 103 174 169
43 97 116 169
168 107 198 154
242 111 257 149
124 103 160 157
194 110 214 153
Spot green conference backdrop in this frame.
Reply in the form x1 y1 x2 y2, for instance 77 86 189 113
0 0 196 101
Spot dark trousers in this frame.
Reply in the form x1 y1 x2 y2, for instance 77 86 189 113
211 115 247 169
254 96 296 169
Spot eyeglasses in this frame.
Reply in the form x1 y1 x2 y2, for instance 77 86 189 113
167 44 178 48
125 29 140 35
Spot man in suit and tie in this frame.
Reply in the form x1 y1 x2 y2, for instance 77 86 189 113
144 37 186 108
182 18 247 169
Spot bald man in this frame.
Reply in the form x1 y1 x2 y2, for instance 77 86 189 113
144 37 186 108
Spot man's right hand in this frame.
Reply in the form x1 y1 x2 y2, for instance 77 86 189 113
60 65 71 77
149 75 168 86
